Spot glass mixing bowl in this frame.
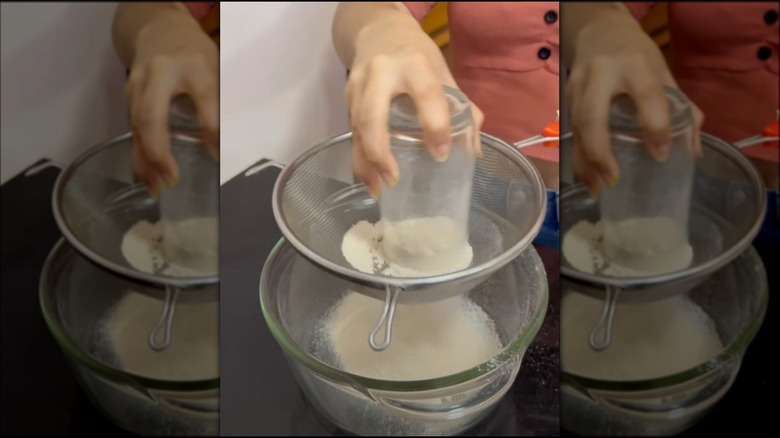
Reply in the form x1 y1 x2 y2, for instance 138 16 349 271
560 244 768 436
40 239 219 436
259 238 549 436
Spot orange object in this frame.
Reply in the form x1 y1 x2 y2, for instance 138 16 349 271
542 121 559 138
542 121 559 148
762 120 779 139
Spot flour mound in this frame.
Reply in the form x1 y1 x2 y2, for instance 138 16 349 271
105 217 219 381
341 218 473 277
561 293 722 381
323 293 501 381
102 292 219 381
121 218 218 277
562 219 693 277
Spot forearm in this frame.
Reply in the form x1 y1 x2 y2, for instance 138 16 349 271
112 2 200 68
332 2 434 68
561 2 640 66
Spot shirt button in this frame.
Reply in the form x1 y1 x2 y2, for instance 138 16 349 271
765 9 778 25
538 47 551 60
544 10 558 24
758 46 772 60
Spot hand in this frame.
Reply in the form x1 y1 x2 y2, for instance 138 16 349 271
346 21 483 197
566 14 704 196
125 20 219 197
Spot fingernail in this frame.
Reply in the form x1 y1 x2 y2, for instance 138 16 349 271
382 172 398 187
433 144 450 162
163 173 178 188
368 187 379 200
653 143 671 162
607 175 619 188
587 186 601 199
148 188 160 200
475 146 484 158
695 149 704 158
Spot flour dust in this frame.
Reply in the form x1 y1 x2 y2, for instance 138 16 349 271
341 217 473 277
562 218 693 277
561 292 722 381
332 217 500 381
98 217 219 381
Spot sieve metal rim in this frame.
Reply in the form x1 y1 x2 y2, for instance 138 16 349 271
559 132 767 291
271 131 548 290
51 131 219 290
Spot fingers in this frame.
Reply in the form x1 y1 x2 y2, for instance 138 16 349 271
623 57 672 160
572 130 605 198
352 132 382 199
404 70 452 161
354 60 399 186
131 58 180 187
570 57 621 186
184 70 220 161
132 137 163 197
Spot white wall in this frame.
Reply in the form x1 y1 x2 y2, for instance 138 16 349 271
0 2 130 184
220 2 350 184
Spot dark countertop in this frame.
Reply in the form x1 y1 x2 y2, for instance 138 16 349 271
219 160 561 436
0 160 133 437
2 159 773 436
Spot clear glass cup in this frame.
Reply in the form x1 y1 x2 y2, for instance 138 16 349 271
158 135 219 275
379 86 476 274
600 87 696 273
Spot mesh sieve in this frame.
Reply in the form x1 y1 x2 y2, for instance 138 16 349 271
560 133 766 350
52 131 219 289
272 131 546 349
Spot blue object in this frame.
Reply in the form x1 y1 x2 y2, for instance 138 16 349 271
755 189 779 250
532 189 560 249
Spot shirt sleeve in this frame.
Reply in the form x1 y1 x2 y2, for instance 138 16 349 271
623 2 655 21
401 2 437 22
182 2 217 22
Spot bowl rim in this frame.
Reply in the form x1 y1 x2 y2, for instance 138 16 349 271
258 237 550 392
560 244 769 392
39 238 220 391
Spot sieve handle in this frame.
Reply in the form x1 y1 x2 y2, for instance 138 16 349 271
148 285 181 351
588 285 621 351
368 286 401 351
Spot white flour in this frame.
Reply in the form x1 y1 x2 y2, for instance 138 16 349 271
562 219 693 277
102 292 219 381
323 293 501 381
561 292 723 381
102 217 219 381
341 218 473 277
334 217 496 381
121 218 218 277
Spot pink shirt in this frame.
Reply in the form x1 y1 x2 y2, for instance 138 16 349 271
625 2 779 144
403 2 560 181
